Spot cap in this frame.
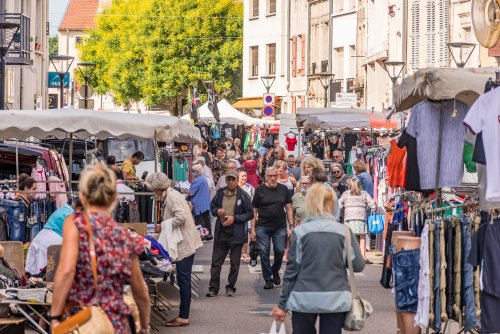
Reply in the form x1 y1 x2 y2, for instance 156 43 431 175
225 170 238 179
194 156 205 163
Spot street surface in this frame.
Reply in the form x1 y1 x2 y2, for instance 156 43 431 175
157 245 397 334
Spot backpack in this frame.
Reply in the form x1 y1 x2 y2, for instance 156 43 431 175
0 257 22 289
0 207 7 241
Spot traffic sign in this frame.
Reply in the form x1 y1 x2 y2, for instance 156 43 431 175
79 84 94 99
262 105 275 117
263 93 275 105
78 99 95 109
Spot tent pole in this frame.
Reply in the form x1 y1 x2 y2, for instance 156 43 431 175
154 130 158 172
68 133 73 192
15 140 19 190
435 102 444 207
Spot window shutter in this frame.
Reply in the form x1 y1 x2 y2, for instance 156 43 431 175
437 0 448 67
299 95 305 107
426 0 436 67
300 34 306 75
411 0 420 70
292 36 297 77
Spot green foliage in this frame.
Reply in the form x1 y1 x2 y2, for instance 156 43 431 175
49 37 58 57
79 0 243 108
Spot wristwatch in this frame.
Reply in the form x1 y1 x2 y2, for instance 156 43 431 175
47 311 63 321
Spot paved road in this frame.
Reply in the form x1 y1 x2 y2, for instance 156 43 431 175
157 244 398 334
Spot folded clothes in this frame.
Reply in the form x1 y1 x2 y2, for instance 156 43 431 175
4 287 52 303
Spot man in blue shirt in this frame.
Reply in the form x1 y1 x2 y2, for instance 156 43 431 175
189 164 212 241
25 199 83 275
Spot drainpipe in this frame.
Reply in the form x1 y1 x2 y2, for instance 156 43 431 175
307 2 311 107
328 0 333 105
286 0 291 111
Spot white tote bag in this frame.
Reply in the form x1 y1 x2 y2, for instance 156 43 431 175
264 320 286 334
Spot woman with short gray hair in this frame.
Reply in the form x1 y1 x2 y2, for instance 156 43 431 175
145 172 203 327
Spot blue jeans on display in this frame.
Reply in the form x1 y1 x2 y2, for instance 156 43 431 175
0 199 26 242
434 225 441 331
176 254 195 319
461 216 479 331
389 247 420 312
255 225 286 282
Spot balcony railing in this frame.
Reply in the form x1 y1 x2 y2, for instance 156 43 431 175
0 13 31 65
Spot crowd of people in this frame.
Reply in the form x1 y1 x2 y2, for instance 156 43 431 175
5 135 377 334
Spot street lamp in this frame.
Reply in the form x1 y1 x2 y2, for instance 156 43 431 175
50 55 74 108
383 61 406 84
447 42 476 68
260 75 276 93
318 73 334 108
0 21 20 110
77 62 96 109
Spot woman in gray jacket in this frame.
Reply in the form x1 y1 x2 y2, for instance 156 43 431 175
272 183 365 334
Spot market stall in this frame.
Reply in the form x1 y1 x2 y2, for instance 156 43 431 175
379 67 500 334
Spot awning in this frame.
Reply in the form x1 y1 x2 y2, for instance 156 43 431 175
232 97 263 109
297 107 377 121
301 108 398 130
393 67 498 112
182 99 257 126
0 108 202 143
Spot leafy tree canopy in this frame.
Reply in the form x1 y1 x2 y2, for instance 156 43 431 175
79 0 242 108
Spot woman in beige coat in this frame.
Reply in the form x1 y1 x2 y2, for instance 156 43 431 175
146 172 203 327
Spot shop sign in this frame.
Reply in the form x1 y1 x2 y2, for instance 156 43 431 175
335 93 357 107
48 72 70 88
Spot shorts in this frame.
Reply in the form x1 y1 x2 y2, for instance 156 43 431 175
346 220 367 235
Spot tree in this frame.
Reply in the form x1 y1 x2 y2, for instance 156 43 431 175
49 37 58 57
79 0 243 109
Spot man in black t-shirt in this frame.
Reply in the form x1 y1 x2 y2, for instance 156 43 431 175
251 166 294 289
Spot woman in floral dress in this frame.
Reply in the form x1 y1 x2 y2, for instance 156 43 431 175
51 164 151 334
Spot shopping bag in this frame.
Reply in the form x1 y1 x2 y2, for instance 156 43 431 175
367 213 384 235
265 320 286 334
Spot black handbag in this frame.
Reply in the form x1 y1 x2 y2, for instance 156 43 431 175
249 240 260 267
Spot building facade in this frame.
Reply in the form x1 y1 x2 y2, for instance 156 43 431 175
2 0 49 110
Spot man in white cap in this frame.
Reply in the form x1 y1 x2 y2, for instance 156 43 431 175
194 156 214 182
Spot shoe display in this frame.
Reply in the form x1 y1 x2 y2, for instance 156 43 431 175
264 281 274 289
272 273 281 286
206 290 218 297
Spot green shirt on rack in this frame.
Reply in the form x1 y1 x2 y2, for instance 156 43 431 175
174 158 189 182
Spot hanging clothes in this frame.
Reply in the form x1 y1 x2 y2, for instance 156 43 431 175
285 134 297 151
173 157 189 182
31 166 47 199
387 139 406 188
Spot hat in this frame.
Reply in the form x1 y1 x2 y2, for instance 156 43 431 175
194 156 205 163
225 170 238 179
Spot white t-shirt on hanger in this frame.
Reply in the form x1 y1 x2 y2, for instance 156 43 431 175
463 88 500 201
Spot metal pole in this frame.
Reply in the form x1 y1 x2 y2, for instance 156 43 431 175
435 102 444 208
59 73 65 108
0 53 6 110
84 83 88 109
15 141 19 190
68 133 74 191
324 85 328 108
154 130 158 172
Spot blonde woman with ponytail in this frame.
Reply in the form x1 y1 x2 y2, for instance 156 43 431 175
338 178 376 262
51 164 151 334
272 184 365 334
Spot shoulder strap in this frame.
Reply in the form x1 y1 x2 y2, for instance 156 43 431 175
83 213 98 291
344 225 359 297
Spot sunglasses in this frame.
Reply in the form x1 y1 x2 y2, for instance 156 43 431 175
333 171 342 174
333 156 342 158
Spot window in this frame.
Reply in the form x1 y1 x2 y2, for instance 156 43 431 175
321 60 328 73
250 46 259 77
267 44 276 75
251 0 259 18
75 36 84 45
267 0 277 15
334 47 344 79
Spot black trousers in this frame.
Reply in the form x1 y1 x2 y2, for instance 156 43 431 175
194 211 211 235
291 311 347 334
208 240 243 292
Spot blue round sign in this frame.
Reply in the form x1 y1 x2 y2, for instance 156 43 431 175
263 105 274 117
265 95 273 104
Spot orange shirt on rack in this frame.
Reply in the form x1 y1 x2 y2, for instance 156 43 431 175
387 139 406 188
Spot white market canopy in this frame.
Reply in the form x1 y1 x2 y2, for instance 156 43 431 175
298 107 398 130
393 67 499 112
181 99 277 126
0 108 202 143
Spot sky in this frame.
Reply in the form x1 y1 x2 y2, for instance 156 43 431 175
49 0 70 36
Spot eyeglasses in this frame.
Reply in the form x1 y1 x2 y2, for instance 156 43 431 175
301 182 310 185
333 171 342 174
333 155 342 159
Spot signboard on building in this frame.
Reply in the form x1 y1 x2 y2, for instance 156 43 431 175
335 92 357 107
48 72 70 88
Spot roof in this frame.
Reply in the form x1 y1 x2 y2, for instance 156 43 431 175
59 0 99 31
